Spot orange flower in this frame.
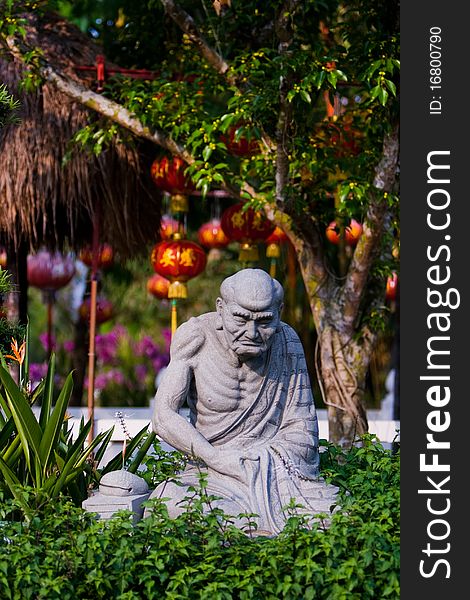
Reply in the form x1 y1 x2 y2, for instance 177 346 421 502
5 338 26 365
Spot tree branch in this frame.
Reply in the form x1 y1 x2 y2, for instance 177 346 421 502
341 124 399 334
5 34 194 162
159 0 233 82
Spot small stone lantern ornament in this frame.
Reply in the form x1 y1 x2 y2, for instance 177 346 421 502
151 235 206 334
27 249 76 356
221 202 275 262
265 226 288 278
150 156 195 215
147 273 170 300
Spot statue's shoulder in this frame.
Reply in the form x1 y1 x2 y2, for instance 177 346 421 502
170 313 215 360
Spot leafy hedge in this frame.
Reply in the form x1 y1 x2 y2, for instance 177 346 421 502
0 436 399 599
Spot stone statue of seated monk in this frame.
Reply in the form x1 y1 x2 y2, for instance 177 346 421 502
145 268 338 535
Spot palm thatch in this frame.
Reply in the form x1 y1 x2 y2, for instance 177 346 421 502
0 11 162 258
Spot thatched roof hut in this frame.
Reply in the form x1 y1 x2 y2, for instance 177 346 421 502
0 11 162 257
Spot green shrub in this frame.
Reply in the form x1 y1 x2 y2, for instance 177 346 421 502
0 435 399 599
0 345 152 519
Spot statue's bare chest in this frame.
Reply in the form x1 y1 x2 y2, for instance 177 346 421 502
189 343 266 415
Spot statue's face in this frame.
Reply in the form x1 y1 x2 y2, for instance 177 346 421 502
217 298 280 360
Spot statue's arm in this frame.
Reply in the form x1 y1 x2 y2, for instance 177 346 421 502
152 321 218 464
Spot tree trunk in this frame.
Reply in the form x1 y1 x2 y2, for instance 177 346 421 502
318 324 372 447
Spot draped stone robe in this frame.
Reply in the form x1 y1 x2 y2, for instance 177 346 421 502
148 313 338 535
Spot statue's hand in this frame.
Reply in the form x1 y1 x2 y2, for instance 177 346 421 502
206 447 258 483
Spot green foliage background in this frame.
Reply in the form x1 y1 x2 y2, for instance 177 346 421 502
0 435 400 599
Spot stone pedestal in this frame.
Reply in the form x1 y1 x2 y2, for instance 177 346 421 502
83 491 151 523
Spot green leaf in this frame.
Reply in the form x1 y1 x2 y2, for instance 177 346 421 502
101 423 150 475
370 85 381 99
39 372 74 473
39 353 56 431
50 424 108 497
384 79 397 97
378 87 389 106
202 145 213 161
23 321 30 388
1 428 21 464
327 71 338 88
300 89 311 103
0 364 42 473
92 425 115 467
127 431 156 474
0 455 24 504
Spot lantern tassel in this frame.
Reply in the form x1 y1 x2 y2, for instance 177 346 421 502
170 193 189 214
171 299 178 336
269 259 277 279
266 242 281 259
168 281 188 299
239 243 259 262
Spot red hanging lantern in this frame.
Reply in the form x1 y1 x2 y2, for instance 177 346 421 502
147 273 170 300
221 202 275 262
160 214 180 240
327 123 361 158
0 247 7 269
325 221 340 244
220 123 260 157
326 219 363 246
345 219 363 245
197 219 230 249
150 156 195 213
27 250 76 357
386 272 398 301
151 238 206 299
79 243 114 270
265 226 288 259
27 250 75 291
151 237 206 335
79 296 114 324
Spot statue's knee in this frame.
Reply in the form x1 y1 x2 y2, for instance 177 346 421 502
145 480 189 518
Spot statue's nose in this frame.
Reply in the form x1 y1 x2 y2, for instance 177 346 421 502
245 320 260 340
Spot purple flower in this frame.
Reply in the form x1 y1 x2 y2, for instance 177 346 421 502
95 327 125 364
39 332 56 352
135 364 148 381
63 339 75 353
29 362 48 384
108 368 126 386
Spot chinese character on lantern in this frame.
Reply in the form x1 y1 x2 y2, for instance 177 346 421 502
221 202 275 262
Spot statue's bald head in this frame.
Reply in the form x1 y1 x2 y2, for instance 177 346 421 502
219 268 284 312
